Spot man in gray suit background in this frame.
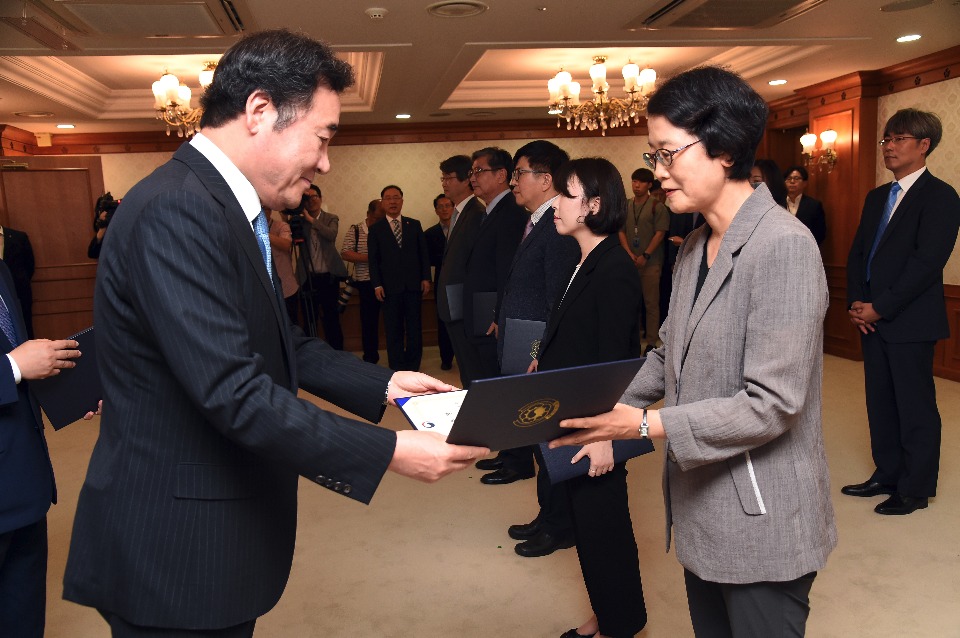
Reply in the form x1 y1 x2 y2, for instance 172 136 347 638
63 29 486 636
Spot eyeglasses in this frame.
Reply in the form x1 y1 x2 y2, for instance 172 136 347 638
785 176 804 182
511 169 546 181
382 195 403 202
439 175 460 183
468 167 497 178
879 135 918 146
642 140 702 169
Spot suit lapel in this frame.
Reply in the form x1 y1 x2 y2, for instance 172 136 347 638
505 211 548 282
873 171 930 255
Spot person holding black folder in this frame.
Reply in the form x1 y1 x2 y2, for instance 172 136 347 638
525 158 648 638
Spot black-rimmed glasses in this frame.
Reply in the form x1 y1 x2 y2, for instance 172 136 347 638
511 169 546 181
468 167 496 178
879 136 918 146
642 139 702 169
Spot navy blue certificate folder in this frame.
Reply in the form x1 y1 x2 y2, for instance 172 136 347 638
397 358 645 451
31 326 102 430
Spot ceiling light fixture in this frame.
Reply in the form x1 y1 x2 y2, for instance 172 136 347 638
395 113 411 119
896 34 921 42
768 79 787 86
151 62 217 137
547 56 656 136
56 124 75 129
425 1 488 18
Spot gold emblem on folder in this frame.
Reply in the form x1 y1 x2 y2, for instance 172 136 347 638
529 339 541 360
513 398 560 428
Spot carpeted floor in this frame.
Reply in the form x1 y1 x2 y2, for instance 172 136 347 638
42 351 960 637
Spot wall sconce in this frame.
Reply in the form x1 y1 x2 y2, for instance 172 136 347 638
800 129 839 173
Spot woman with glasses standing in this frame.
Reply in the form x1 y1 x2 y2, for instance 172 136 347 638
533 157 648 638
550 67 836 637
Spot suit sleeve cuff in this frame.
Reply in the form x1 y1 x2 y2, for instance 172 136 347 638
5 353 22 384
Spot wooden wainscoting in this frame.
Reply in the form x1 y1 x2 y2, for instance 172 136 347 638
33 262 96 338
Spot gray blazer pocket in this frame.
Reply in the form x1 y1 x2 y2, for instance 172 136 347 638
173 463 260 500
728 452 767 516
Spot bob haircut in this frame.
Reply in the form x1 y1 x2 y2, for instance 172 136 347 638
646 66 768 181
200 29 355 132
753 159 787 207
513 140 570 181
555 157 627 236
884 108 943 157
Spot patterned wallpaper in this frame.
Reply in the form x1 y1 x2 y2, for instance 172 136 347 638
876 76 960 283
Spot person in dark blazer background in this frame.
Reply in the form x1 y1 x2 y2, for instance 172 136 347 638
436 155 485 387
462 147 527 382
424 194 455 370
784 165 827 245
1 225 36 340
844 108 960 515
61 30 486 636
552 68 835 637
532 158 647 638
368 184 431 371
0 260 82 637
480 141 580 503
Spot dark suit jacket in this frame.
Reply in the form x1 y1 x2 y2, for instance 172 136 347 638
424 222 447 284
794 195 827 245
368 216 430 293
463 191 526 340
63 142 398 630
846 169 960 343
436 196 484 323
2 227 35 339
496 210 579 362
538 234 642 370
0 261 53 536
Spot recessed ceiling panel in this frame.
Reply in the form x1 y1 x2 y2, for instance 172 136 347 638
58 2 226 36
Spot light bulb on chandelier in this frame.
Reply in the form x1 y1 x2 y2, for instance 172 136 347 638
151 61 217 138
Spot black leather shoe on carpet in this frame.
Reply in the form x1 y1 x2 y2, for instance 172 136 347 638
560 630 596 638
875 494 928 515
474 457 503 471
840 480 896 498
514 530 574 557
508 518 541 540
480 468 533 485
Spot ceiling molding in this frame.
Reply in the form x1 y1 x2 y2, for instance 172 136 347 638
0 55 107 116
339 51 383 113
443 80 547 110
704 45 832 79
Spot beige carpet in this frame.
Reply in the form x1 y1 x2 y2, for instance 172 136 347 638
42 352 960 637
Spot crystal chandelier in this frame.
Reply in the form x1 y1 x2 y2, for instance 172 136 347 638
547 57 656 136
152 62 217 137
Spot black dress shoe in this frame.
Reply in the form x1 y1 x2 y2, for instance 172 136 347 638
560 630 596 638
840 480 896 498
480 468 533 485
475 456 503 471
875 494 928 515
508 517 541 540
514 530 575 557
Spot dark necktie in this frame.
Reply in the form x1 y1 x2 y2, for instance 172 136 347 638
392 218 402 247
253 210 275 288
0 295 19 346
522 218 534 242
866 182 901 281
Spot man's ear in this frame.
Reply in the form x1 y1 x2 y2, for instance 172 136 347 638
919 137 931 157
245 90 275 134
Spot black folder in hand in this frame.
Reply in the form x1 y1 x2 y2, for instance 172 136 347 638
500 318 546 375
538 438 654 484
30 326 102 430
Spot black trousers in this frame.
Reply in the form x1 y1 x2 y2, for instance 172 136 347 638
98 611 255 637
0 517 47 638
382 289 423 371
861 333 941 496
532 444 573 537
684 569 816 638
436 308 454 367
569 464 646 638
500 444 535 475
302 273 343 349
354 280 381 364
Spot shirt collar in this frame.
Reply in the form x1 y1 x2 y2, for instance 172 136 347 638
190 133 263 226
895 165 926 193
484 189 509 213
530 194 559 225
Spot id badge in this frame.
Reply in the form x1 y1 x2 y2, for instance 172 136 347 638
632 236 640 249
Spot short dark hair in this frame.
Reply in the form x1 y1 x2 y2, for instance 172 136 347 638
631 168 655 183
646 66 768 181
555 158 627 236
783 165 809 181
439 155 473 181
753 159 787 207
381 185 403 197
884 108 943 157
200 29 355 131
472 147 513 179
513 140 569 181
366 199 380 216
307 184 322 198
433 193 452 209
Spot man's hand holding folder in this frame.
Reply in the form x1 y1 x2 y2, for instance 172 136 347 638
9 338 81 379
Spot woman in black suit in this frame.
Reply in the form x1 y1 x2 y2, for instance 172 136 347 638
534 158 647 638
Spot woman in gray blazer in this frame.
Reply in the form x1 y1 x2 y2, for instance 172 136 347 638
550 67 837 637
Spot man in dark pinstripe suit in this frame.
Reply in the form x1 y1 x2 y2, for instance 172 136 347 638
62 30 486 637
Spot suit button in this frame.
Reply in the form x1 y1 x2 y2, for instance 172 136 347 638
315 475 326 483
334 481 342 491
325 479 335 488
343 484 352 494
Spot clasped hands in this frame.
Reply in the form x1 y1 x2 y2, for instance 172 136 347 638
848 301 881 334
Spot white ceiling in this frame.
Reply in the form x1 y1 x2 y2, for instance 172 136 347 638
1 0 958 135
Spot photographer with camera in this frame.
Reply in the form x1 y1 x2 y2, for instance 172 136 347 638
299 184 346 349
87 192 119 260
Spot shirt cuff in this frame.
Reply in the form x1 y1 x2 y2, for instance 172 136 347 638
6 354 22 384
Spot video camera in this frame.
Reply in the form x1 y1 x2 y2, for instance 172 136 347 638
95 192 120 229
284 193 310 243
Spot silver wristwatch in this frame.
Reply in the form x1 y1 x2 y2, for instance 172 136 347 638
639 408 649 439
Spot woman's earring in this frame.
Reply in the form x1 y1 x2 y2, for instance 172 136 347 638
576 215 585 224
